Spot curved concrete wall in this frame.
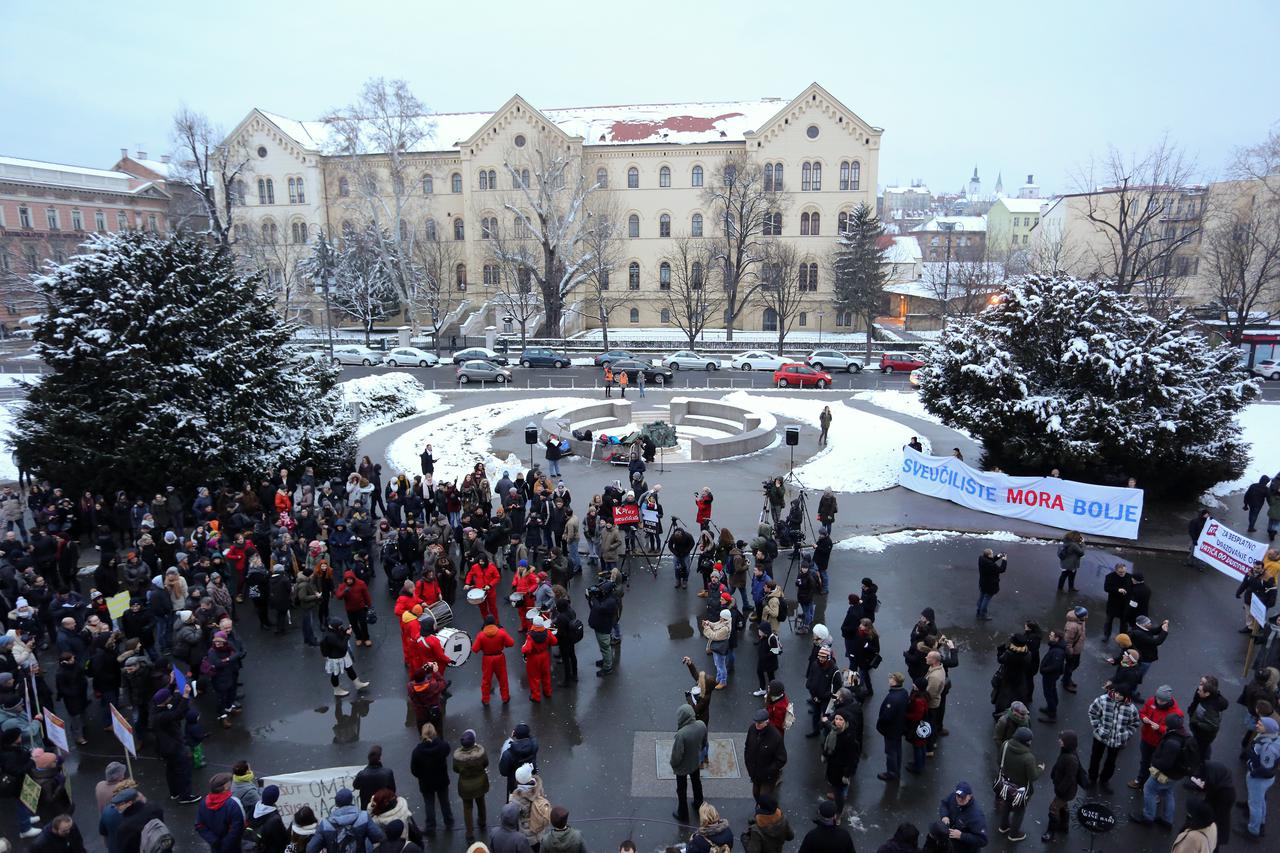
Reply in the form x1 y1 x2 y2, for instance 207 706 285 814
669 397 778 461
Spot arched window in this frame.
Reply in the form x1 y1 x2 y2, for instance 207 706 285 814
455 264 467 291
691 261 704 289
691 165 703 187
762 307 778 332
627 167 639 189
291 221 308 244
488 169 497 189
659 166 671 187
422 175 434 194
513 215 529 239
257 178 267 204
808 263 819 291
596 168 608 188
660 308 671 324
481 216 496 239
399 220 409 241
629 308 640 323
451 172 462 193
799 312 808 327
232 179 247 204
453 218 464 240
810 212 820 235
599 269 610 290
261 221 278 243
360 174 377 195
691 213 703 237
659 213 671 238
764 211 782 236
811 163 822 191
773 163 783 191
483 264 499 286
659 262 671 289
839 162 849 191
296 177 305 203
801 164 811 192
842 161 860 190
838 211 850 235
628 262 640 290
287 177 297 204
800 212 810 236
337 177 349 197
628 214 640 238
425 218 437 241
479 170 490 190
764 163 774 193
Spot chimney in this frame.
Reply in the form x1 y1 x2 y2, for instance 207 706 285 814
120 148 128 159
1026 174 1034 184
137 150 147 160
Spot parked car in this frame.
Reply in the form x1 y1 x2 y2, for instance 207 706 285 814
517 347 570 368
452 347 509 366
805 349 862 373
773 363 833 388
608 358 672 385
730 351 788 371
331 344 380 366
593 349 639 367
1251 359 1280 380
382 346 440 368
456 360 513 384
663 350 720 371
909 368 923 387
879 352 925 374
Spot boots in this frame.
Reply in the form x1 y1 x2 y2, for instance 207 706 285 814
334 685 349 697
1040 814 1058 842
353 678 370 690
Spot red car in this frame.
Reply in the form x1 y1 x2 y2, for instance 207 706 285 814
880 352 925 374
773 363 833 388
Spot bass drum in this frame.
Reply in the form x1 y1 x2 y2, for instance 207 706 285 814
420 600 453 631
435 627 472 667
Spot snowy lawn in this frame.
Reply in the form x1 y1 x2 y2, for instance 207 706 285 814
339 372 449 439
569 327 869 345
0 402 22 481
1207 402 1279 498
0 373 42 388
836 528 1056 553
723 392 926 493
852 389 971 437
385 397 598 483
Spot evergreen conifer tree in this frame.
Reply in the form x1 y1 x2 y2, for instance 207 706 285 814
831 203 888 363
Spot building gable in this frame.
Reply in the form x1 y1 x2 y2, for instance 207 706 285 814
458 95 579 158
746 82 882 147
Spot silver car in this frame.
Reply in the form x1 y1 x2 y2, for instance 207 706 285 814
663 350 720 371
805 349 863 373
330 344 379 366
456 359 513 384
382 346 440 368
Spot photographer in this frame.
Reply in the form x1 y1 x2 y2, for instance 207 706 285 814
587 581 620 677
669 521 695 590
976 549 1008 622
764 478 785 527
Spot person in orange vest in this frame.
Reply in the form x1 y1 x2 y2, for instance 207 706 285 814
617 369 630 398
471 615 516 705
522 617 559 703
603 366 614 398
465 561 502 624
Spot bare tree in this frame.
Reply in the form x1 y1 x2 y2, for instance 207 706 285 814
579 197 625 350
410 233 461 353
758 241 805 353
1026 217 1080 276
660 237 723 349
486 223 543 350
323 77 433 332
237 226 311 321
701 152 780 340
1201 186 1280 344
1072 137 1201 311
1232 127 1280 200
170 107 252 250
325 223 398 345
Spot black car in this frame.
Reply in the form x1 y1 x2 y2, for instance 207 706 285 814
593 349 638 367
609 358 672 385
451 347 509 366
517 347 571 368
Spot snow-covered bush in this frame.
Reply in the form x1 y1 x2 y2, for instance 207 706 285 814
14 231 356 493
916 273 1259 497
339 372 444 437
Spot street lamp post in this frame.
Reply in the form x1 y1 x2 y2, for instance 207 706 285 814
817 311 825 345
937 221 963 329
323 272 335 361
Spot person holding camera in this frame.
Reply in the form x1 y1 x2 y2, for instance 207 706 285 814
669 522 695 590
976 549 1007 621
588 581 620 677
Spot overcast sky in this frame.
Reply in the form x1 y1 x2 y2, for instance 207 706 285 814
3 1 1276 195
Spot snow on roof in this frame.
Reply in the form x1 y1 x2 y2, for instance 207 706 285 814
258 98 789 153
883 236 923 264
0 154 135 184
997 198 1046 214
912 215 988 233
883 185 931 194
131 158 176 179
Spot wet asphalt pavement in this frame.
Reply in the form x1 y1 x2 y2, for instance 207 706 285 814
43 390 1273 853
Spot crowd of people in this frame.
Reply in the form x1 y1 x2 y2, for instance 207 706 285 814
0 437 1279 853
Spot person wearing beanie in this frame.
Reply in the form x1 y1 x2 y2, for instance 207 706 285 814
992 725 1042 840
1243 715 1280 838
151 684 201 803
700 608 732 689
1131 684 1182 790
928 782 987 853
1132 711 1198 828
1041 730 1083 842
229 760 259 814
539 805 586 853
670 703 707 825
472 615 516 706
1128 613 1169 677
508 764 549 849
94 761 129 812
490 802 531 853
373 817 425 853
246 784 288 853
745 708 787 800
742 792 794 853
453 729 490 843
499 724 539 797
195 772 246 852
1172 799 1218 853
112 786 166 853
521 617 558 703
1062 607 1088 693
798 799 854 853
309 788 384 852
354 746 396 811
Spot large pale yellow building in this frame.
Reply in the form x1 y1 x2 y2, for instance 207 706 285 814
217 83 882 336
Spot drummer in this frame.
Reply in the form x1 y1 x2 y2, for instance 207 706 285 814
415 568 443 606
511 560 540 633
464 561 501 624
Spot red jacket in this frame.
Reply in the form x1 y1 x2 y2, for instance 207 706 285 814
466 562 500 590
766 694 789 732
394 593 420 619
696 495 713 524
521 626 558 660
1139 697 1182 747
400 616 421 658
274 492 293 515
414 578 442 606
472 624 515 656
335 574 371 612
512 571 539 602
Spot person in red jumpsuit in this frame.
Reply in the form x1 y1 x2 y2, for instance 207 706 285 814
465 562 501 624
400 610 421 662
414 570 442 607
511 562 539 633
415 618 452 673
471 615 515 705
521 618 559 702
393 581 420 619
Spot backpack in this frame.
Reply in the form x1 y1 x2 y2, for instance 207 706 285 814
331 824 361 853
241 821 263 853
569 618 585 643
1175 734 1200 778
140 818 175 853
1057 544 1068 560
782 701 796 731
775 597 788 622
766 633 782 656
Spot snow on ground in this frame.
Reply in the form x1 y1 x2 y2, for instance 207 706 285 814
0 403 21 481
338 372 449 438
1207 403 1279 498
852 389 970 437
723 392 925 493
836 528 1055 553
0 373 41 388
386 397 598 483
570 357 596 366
569 327 868 345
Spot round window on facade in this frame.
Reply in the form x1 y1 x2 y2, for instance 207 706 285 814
806 125 819 139
514 134 526 148
257 146 268 158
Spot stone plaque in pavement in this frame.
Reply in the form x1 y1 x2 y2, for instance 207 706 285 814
654 737 741 780
630 731 750 799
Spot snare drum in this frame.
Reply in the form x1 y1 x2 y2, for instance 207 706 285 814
421 600 453 631
435 627 472 667
508 592 524 606
466 588 486 606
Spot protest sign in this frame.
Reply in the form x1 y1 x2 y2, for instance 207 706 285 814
262 765 365 825
1193 518 1268 581
43 711 70 753
110 704 136 757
